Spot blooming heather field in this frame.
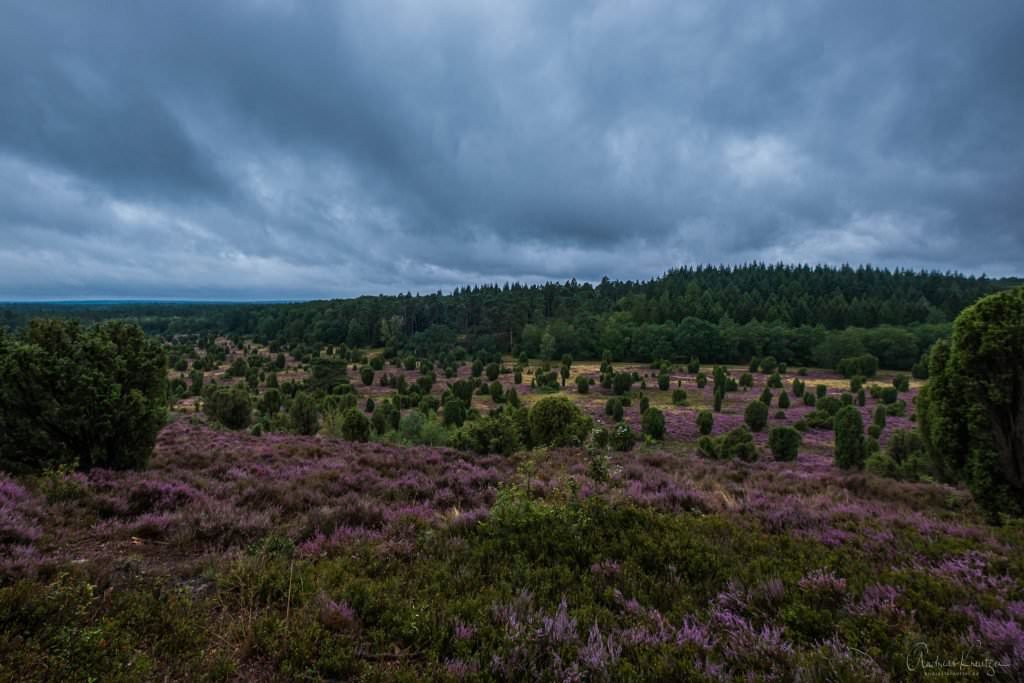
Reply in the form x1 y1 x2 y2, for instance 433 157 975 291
0 333 1020 682
2 352 1023 683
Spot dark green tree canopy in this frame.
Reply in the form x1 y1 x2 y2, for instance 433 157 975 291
2 265 1009 368
920 287 1024 517
0 319 167 473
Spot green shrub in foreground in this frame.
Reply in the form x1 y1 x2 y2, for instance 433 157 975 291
528 395 592 448
0 319 167 473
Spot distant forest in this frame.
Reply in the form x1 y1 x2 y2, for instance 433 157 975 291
2 264 1019 370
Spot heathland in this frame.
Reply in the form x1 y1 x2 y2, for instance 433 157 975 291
1 265 1022 681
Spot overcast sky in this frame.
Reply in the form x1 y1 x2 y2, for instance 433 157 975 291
1 1 1022 300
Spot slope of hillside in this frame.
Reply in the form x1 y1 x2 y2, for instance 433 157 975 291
2 418 1021 680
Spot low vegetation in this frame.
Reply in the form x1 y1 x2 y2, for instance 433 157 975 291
0 276 1022 679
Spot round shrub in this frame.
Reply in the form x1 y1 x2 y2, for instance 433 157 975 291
834 405 866 470
340 408 370 442
886 399 907 417
791 378 804 397
721 426 757 462
873 405 887 428
289 391 320 435
612 372 633 396
768 426 802 461
360 366 375 386
778 390 790 409
451 410 523 455
207 384 252 431
759 387 773 406
696 372 707 388
696 410 713 435
443 398 467 427
485 362 500 382
671 389 688 406
489 381 504 400
528 395 591 447
606 398 624 422
576 376 589 394
641 407 665 440
657 372 670 391
744 400 769 432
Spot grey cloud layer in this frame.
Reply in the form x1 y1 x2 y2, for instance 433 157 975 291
1 1 1021 299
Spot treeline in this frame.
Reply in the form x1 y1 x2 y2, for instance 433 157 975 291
1 264 1015 369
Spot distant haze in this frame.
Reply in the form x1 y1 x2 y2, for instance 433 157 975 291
1 2 1022 300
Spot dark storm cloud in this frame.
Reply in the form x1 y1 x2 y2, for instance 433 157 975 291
0 0 1021 300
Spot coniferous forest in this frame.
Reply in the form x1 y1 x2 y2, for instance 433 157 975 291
2 265 1015 370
